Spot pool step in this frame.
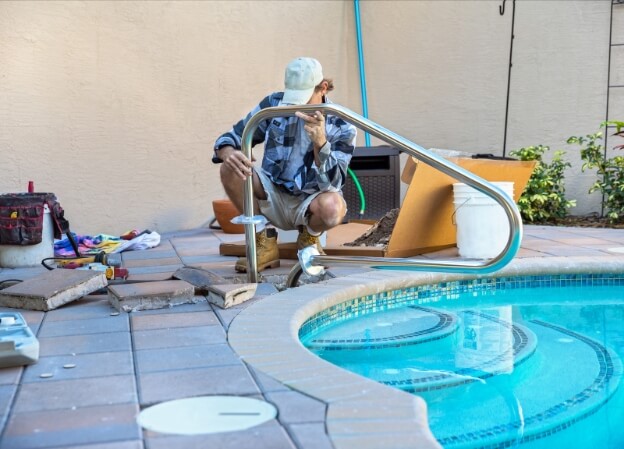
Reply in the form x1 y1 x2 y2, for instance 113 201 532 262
423 318 622 449
303 305 459 351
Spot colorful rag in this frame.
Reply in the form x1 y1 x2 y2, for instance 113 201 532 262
54 233 125 256
54 230 161 257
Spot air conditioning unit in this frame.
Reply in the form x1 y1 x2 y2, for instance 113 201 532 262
343 146 401 221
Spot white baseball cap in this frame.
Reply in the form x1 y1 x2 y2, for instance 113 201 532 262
281 57 323 105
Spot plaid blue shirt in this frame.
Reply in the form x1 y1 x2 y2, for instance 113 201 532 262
214 92 357 196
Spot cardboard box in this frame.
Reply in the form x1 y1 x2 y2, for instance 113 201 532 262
325 156 536 258
219 157 536 259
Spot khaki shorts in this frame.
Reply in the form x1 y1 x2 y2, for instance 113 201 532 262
255 170 345 231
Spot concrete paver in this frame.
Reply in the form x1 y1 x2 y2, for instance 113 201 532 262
0 270 107 311
108 280 194 312
132 325 225 350
134 343 240 374
1 404 140 449
38 332 132 357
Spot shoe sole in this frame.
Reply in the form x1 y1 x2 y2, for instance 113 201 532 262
235 259 280 273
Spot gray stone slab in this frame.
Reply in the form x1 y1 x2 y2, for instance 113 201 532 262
0 384 17 427
287 423 334 449
0 266 48 282
255 282 279 296
121 249 178 261
14 375 137 413
22 351 134 383
124 273 175 282
44 295 115 322
172 266 226 293
126 264 183 275
130 311 218 331
144 420 295 449
138 364 259 406
135 343 240 373
38 332 132 357
132 325 226 350
0 366 22 385
37 315 129 338
210 305 242 330
64 442 143 449
1 403 140 449
123 257 182 268
265 390 327 424
108 280 194 312
180 255 228 264
0 270 108 311
207 283 257 309
248 366 290 393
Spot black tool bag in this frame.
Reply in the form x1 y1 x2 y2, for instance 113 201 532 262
0 193 67 246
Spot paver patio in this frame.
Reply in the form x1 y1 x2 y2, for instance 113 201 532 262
0 224 623 449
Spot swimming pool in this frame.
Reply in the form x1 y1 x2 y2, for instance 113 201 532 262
300 274 624 449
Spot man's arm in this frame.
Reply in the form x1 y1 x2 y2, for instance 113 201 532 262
303 114 357 192
212 93 281 164
216 145 254 180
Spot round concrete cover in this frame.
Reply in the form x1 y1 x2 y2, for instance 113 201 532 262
137 396 277 435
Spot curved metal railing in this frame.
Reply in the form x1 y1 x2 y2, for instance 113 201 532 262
239 103 522 284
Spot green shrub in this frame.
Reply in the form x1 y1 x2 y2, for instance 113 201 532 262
510 145 576 223
567 121 624 223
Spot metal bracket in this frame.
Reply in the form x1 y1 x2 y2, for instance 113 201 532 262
231 215 268 226
298 246 325 277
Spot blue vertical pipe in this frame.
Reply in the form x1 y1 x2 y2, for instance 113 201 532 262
354 0 371 146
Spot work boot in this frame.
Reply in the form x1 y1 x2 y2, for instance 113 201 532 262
235 228 280 273
297 226 326 255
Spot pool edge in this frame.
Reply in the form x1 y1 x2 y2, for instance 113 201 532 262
227 256 624 449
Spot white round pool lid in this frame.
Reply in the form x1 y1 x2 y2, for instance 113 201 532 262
137 396 277 435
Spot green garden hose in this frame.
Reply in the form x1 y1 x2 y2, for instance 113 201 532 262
347 167 366 218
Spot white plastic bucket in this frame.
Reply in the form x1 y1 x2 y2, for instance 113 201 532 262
453 182 514 259
0 204 54 267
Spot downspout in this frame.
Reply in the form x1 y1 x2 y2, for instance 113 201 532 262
500 0 516 157
354 0 371 147
350 0 368 218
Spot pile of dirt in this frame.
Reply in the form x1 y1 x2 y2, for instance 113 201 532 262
343 209 623 249
343 208 399 248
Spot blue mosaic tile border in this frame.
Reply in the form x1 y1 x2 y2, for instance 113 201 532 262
298 273 624 340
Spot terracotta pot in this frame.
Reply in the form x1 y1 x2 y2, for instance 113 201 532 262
212 199 245 234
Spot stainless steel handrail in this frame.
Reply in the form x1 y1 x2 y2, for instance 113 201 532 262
240 103 522 284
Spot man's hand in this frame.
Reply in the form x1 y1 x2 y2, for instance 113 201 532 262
219 146 255 180
296 111 327 150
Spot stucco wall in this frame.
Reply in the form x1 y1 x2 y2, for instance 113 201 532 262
0 1 618 235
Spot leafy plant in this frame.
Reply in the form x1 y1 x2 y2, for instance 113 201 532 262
510 145 576 223
567 121 624 223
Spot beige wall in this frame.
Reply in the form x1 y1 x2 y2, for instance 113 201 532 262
0 1 618 235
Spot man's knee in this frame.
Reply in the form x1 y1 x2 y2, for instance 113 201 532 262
311 193 346 228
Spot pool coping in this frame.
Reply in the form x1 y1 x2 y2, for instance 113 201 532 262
228 256 624 449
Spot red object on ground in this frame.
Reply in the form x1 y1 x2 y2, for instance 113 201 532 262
27 181 34 193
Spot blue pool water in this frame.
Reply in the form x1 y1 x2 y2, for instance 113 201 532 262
300 275 624 449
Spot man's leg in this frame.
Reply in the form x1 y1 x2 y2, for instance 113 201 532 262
294 192 346 255
305 192 347 233
220 163 266 214
220 164 279 272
